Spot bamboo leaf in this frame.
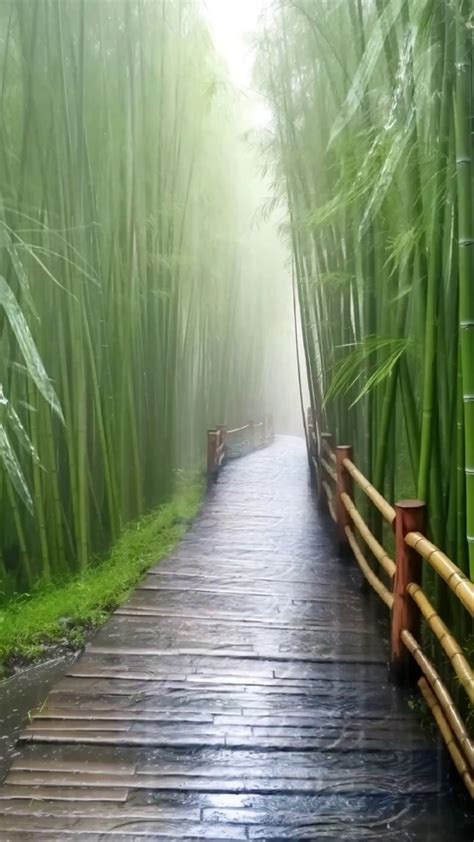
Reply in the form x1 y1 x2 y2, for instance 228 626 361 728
6 402 41 466
359 107 416 236
0 226 39 319
328 0 404 144
324 336 410 407
0 276 64 423
0 423 33 513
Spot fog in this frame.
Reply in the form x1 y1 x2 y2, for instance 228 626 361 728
206 0 307 436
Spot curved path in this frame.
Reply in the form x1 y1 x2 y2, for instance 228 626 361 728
0 436 471 839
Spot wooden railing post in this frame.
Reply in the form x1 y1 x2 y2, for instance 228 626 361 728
267 415 274 443
217 425 226 466
316 432 332 502
391 499 426 682
336 445 353 544
207 429 218 481
248 420 255 451
263 416 271 445
307 424 314 474
320 431 333 458
307 408 315 471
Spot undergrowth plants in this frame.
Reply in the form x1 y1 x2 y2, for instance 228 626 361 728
0 474 204 668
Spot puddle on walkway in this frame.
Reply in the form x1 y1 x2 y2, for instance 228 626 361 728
0 654 76 780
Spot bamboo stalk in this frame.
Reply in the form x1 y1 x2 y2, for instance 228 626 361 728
345 525 394 608
454 0 474 581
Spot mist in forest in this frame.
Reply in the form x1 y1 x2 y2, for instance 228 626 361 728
206 0 307 436
0 0 303 595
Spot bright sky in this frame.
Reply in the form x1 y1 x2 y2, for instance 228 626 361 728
204 0 266 90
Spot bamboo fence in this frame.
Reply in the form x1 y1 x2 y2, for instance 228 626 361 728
309 418 474 797
207 417 274 481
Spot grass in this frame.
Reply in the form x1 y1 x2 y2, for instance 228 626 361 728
0 472 204 671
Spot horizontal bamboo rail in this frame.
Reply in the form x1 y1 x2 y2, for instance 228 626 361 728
407 583 474 704
419 678 474 798
342 458 396 524
341 492 396 578
321 439 336 464
309 416 473 795
227 424 250 435
401 630 474 769
321 457 337 483
345 525 394 609
207 417 273 481
405 532 474 616
322 480 337 524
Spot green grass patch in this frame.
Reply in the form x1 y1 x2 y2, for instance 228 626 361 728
0 473 204 669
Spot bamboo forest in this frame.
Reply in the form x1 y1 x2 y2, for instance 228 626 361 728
0 0 472 837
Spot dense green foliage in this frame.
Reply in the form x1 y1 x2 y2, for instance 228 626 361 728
257 1 473 585
0 473 203 667
0 0 277 596
256 1 473 721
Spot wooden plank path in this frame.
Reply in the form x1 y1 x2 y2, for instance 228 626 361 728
0 436 471 840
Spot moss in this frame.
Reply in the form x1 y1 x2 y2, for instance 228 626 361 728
0 474 204 668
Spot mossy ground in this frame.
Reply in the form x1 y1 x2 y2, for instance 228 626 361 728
0 474 204 671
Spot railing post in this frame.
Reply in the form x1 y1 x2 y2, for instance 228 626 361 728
391 499 426 682
320 431 333 460
267 415 274 443
307 408 315 471
336 445 353 545
307 424 314 474
316 432 332 502
248 420 255 451
207 429 218 482
217 425 226 466
306 406 318 472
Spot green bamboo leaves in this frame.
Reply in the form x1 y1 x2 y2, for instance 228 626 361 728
329 0 405 144
0 384 35 514
0 277 63 423
257 0 473 593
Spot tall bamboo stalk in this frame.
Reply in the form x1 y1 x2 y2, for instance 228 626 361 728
455 0 474 580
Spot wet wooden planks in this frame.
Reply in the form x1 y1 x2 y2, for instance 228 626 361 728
0 437 471 840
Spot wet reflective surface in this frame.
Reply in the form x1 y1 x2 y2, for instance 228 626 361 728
0 655 75 780
0 436 471 838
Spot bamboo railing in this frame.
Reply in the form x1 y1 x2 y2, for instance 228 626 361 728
207 416 274 481
307 413 474 797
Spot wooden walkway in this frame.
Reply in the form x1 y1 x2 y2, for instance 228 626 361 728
0 437 470 839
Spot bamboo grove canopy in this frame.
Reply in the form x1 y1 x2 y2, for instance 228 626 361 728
255 0 474 596
0 0 287 595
